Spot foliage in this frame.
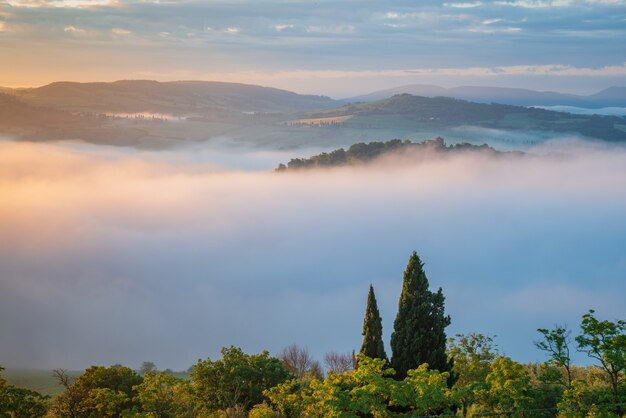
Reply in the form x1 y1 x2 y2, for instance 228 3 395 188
139 362 158 375
576 310 626 398
264 355 456 417
448 333 498 413
191 346 291 414
51 365 143 418
474 356 536 417
390 251 454 381
536 325 574 386
134 371 195 417
557 379 626 417
360 285 388 362
0 366 49 418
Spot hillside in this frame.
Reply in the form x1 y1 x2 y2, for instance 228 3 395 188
15 80 341 115
300 94 626 143
348 85 626 108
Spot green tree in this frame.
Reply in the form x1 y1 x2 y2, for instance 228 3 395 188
535 325 573 387
0 366 48 418
359 285 388 362
474 356 535 417
448 333 498 414
575 310 626 399
134 371 195 417
191 346 291 415
390 251 454 380
51 365 142 418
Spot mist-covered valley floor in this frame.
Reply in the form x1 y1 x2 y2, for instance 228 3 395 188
1 135 625 371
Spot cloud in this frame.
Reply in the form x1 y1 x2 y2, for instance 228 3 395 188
6 0 118 8
111 27 131 35
494 0 625 7
224 27 240 34
1 139 625 369
443 1 483 7
306 25 356 34
274 24 294 32
63 24 84 32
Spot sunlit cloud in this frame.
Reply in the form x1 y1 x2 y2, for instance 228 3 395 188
111 27 131 35
482 18 504 24
63 24 84 33
6 0 118 8
224 27 240 34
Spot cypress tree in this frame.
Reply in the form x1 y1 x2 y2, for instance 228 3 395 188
359 285 388 361
390 251 454 380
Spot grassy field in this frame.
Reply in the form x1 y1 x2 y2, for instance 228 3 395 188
4 368 191 397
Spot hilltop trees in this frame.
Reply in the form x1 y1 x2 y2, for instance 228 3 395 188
359 284 388 362
390 251 454 380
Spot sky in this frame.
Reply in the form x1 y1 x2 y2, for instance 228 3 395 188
1 138 625 370
1 0 626 96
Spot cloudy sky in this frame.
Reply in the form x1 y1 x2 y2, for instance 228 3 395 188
1 0 625 96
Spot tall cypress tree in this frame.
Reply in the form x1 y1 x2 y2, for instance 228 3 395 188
390 251 453 380
360 285 387 361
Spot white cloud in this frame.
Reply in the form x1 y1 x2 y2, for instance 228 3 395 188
469 26 521 33
306 25 355 34
443 1 483 7
224 27 240 34
482 18 504 24
274 24 294 32
495 0 625 7
111 27 131 35
63 25 84 33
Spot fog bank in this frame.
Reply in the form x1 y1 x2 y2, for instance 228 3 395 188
1 140 625 370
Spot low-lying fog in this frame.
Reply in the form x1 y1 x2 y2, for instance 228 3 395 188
1 138 625 370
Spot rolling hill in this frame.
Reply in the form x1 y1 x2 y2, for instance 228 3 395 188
347 85 626 108
300 94 626 143
13 80 342 116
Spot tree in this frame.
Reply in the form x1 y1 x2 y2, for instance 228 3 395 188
474 356 535 417
191 346 291 415
359 285 388 362
0 366 48 418
575 310 626 398
139 361 157 375
279 344 323 380
448 333 498 414
535 325 573 387
324 351 356 374
51 365 142 417
134 371 195 417
390 251 454 380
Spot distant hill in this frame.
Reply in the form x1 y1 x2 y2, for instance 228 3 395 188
301 94 626 143
14 80 342 115
276 137 508 171
347 85 626 108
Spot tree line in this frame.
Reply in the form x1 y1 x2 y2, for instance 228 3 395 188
1 251 625 417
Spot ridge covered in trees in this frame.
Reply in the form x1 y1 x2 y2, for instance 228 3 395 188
2 252 625 417
275 137 504 171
